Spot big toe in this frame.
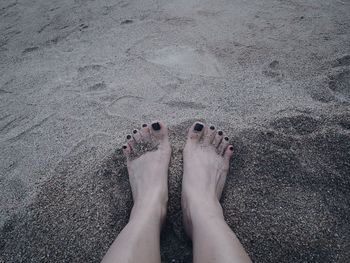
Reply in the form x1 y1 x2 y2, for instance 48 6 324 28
187 121 205 144
150 121 170 147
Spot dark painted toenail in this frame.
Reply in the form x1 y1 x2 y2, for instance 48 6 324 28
210 125 215 130
133 129 137 134
194 123 203 132
152 122 161 131
224 136 229 141
142 124 147 127
126 135 131 140
122 145 127 149
218 131 223 136
229 146 234 151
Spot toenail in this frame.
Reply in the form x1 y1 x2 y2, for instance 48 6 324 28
224 136 229 141
151 122 161 131
229 146 234 151
133 129 137 134
142 124 147 127
122 145 127 149
210 125 215 130
218 131 223 136
126 135 131 140
194 123 204 132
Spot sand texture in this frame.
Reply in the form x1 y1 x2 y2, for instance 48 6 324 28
1 0 350 262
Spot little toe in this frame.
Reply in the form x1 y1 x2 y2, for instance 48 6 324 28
224 145 234 161
187 121 205 144
132 128 142 142
122 144 131 159
212 130 224 148
126 134 136 149
150 121 169 146
203 124 216 145
140 123 151 141
218 135 230 155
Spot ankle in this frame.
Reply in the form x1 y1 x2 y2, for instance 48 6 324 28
188 196 223 217
130 197 167 225
182 193 225 236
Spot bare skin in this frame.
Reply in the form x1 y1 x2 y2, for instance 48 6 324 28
101 121 171 263
101 121 251 263
182 122 252 263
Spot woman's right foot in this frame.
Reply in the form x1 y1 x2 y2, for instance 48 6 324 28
181 122 234 237
122 121 171 224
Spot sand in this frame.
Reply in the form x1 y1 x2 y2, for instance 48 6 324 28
0 0 349 262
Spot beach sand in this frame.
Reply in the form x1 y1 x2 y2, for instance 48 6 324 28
1 0 350 262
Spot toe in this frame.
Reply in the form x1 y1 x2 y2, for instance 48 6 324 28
203 124 216 145
212 130 223 147
150 121 169 145
224 145 234 161
122 144 131 158
187 121 205 143
140 123 151 141
126 134 136 149
132 128 142 142
218 135 230 155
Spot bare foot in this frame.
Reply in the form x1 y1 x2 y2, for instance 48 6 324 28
182 122 233 237
122 121 171 224
101 121 170 263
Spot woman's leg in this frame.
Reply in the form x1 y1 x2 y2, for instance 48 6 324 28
182 122 252 263
102 121 171 263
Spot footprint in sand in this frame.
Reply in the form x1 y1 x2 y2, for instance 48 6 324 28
87 82 106 92
106 96 153 118
332 55 350 68
270 114 320 136
310 56 350 103
328 70 350 100
22 47 39 54
262 60 284 81
78 64 104 74
145 46 222 77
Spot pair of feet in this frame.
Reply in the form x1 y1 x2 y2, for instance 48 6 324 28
122 121 233 237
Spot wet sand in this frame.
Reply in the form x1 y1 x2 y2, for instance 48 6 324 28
1 0 350 262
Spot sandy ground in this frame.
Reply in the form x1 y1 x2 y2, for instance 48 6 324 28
1 0 350 262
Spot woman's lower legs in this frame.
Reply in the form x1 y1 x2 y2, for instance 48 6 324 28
182 122 252 263
101 201 165 263
102 121 251 263
188 199 251 263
